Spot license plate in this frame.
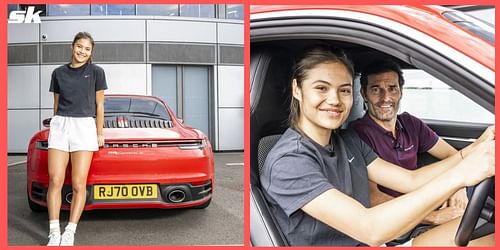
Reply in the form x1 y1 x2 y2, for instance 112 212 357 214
93 184 158 199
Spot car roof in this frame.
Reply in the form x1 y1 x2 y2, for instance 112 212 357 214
105 94 162 102
250 5 494 71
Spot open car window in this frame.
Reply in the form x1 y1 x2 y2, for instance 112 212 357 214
104 97 171 121
400 69 494 124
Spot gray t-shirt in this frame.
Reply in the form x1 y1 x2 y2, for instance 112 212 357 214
260 128 378 246
50 63 108 117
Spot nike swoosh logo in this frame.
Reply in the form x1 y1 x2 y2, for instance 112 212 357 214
84 75 90 78
348 157 354 163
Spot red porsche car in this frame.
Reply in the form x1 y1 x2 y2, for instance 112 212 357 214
27 94 214 211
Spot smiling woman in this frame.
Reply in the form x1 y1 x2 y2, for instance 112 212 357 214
45 31 107 246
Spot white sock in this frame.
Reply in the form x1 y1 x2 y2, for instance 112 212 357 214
49 220 60 234
65 222 77 234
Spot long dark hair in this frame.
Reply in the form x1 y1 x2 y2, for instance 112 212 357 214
289 45 354 129
71 31 95 63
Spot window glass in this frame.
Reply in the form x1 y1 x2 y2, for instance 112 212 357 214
180 4 215 18
465 8 495 25
136 4 178 16
19 4 46 16
90 4 106 16
48 4 89 16
226 4 243 20
8 4 18 14
107 4 135 15
399 69 494 123
105 97 171 120
442 10 495 43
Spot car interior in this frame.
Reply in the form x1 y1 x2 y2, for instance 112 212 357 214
250 39 494 246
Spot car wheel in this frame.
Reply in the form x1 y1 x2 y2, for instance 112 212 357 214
27 191 46 212
192 198 211 209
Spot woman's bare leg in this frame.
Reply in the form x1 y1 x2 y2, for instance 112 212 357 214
68 151 93 223
47 149 70 220
412 217 495 246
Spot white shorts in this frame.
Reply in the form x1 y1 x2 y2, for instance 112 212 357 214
48 115 98 152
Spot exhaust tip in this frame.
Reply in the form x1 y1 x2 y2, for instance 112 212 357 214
65 192 73 204
167 189 186 203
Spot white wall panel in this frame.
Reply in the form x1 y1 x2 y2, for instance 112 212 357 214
218 66 243 107
217 23 243 45
8 110 40 153
8 23 39 44
218 108 243 150
99 64 147 95
40 20 146 42
40 65 59 109
147 20 216 43
8 66 39 108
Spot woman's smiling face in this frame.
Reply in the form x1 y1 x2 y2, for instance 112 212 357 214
293 62 353 136
71 38 93 65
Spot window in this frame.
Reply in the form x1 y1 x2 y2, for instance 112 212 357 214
48 4 89 16
136 4 178 16
442 10 495 43
104 97 171 120
19 4 46 16
91 4 135 15
399 69 494 123
226 4 243 20
8 4 18 14
180 4 215 18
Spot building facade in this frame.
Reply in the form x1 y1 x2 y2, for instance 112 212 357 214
8 4 244 153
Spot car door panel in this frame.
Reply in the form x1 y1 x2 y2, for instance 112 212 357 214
417 119 490 167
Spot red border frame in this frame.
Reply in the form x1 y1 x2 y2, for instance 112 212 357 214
2 1 498 249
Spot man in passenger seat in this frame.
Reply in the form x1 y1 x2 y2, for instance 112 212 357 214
349 59 490 226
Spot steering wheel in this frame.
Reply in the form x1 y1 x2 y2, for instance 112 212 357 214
455 177 495 246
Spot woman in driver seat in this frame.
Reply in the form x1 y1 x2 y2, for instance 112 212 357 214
260 45 495 246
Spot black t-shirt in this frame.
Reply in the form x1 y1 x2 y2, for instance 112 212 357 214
260 128 378 246
49 63 108 117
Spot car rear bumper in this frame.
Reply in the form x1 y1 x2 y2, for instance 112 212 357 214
28 180 212 210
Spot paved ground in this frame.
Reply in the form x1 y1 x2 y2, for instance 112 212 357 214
8 152 244 246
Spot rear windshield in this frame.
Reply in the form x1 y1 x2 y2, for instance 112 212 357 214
442 10 495 44
104 97 171 120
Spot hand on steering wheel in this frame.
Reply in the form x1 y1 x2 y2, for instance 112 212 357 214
455 177 495 246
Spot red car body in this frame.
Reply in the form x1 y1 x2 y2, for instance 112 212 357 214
251 5 494 71
27 94 214 211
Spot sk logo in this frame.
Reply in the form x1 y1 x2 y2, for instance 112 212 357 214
8 6 43 24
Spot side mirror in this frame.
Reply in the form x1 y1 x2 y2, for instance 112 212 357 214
43 118 52 128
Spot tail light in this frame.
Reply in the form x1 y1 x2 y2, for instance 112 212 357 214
178 140 206 150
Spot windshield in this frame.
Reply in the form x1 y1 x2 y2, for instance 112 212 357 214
104 97 171 120
442 10 495 44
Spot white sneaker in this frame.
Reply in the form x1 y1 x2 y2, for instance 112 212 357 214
60 231 75 246
47 232 61 246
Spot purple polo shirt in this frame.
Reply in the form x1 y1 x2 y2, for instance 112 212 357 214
348 112 439 197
